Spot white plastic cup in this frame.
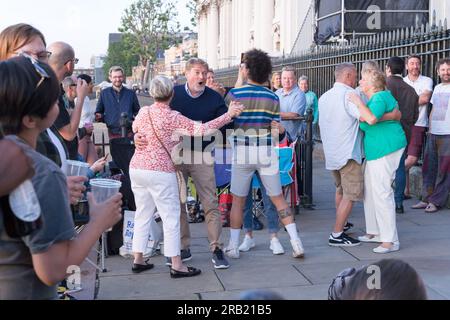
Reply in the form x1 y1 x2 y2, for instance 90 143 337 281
89 179 122 204
66 160 90 177
90 179 122 232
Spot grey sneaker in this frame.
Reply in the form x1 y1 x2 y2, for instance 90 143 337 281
165 249 192 266
212 248 230 269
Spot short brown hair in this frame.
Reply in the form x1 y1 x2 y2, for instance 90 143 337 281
436 58 450 71
0 24 46 61
185 58 209 73
406 55 422 64
281 66 297 78
109 66 124 76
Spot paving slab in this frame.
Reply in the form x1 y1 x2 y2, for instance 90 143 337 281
96 158 450 300
98 269 223 300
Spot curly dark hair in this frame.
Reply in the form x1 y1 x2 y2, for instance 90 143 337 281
243 49 272 84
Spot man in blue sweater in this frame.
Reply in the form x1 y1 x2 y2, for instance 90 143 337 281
95 66 140 139
135 58 231 270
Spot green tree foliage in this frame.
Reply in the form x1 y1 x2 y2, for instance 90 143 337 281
186 0 197 28
119 0 180 71
103 36 139 78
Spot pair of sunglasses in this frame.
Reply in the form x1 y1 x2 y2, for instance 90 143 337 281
18 52 50 89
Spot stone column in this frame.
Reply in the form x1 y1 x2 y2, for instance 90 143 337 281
240 0 253 54
219 1 225 68
221 0 233 68
280 0 293 55
207 0 219 69
231 0 239 65
198 10 207 60
255 0 274 53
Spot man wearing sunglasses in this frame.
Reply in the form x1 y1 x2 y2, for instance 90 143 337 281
47 42 89 161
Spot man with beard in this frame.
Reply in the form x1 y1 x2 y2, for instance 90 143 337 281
412 58 450 213
404 55 434 171
95 66 140 139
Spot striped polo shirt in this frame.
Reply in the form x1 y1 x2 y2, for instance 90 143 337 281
226 84 281 144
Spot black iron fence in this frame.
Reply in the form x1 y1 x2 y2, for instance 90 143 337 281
212 20 449 208
215 21 450 98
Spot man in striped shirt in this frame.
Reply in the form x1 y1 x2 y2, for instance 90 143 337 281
224 49 305 260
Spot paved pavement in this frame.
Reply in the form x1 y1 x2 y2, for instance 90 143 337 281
94 159 450 300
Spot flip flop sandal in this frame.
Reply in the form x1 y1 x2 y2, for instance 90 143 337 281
425 203 438 213
412 202 428 209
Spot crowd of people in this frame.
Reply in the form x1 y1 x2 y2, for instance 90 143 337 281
0 21 449 300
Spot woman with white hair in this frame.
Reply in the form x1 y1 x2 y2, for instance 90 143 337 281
349 69 407 254
298 75 319 124
129 75 244 278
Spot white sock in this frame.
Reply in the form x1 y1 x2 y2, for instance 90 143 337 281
285 223 300 241
230 229 241 247
332 232 343 238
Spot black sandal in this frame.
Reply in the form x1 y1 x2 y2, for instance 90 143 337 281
170 266 201 279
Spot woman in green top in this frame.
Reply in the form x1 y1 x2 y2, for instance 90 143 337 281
349 70 407 254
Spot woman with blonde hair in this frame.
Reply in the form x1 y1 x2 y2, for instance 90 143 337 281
356 61 380 103
130 75 244 278
271 72 282 92
349 69 407 254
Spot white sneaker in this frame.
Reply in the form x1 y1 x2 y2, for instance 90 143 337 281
270 237 285 255
373 242 400 254
225 244 240 259
358 235 381 243
290 239 305 258
239 236 256 252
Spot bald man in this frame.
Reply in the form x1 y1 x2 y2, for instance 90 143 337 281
47 42 89 160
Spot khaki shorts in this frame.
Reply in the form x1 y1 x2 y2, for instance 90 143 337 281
332 160 364 201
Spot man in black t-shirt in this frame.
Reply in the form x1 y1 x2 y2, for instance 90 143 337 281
48 42 89 160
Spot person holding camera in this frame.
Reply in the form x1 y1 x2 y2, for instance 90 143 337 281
95 66 140 140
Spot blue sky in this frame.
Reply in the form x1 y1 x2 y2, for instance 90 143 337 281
1 0 194 68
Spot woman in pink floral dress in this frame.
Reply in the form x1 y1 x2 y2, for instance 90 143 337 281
130 76 243 278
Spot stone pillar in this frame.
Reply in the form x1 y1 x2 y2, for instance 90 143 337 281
222 0 233 68
255 0 274 53
240 0 253 53
284 0 293 54
207 0 219 69
198 11 207 60
231 0 239 65
219 1 225 68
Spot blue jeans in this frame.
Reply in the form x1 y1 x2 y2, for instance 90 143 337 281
394 150 407 205
243 176 280 234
